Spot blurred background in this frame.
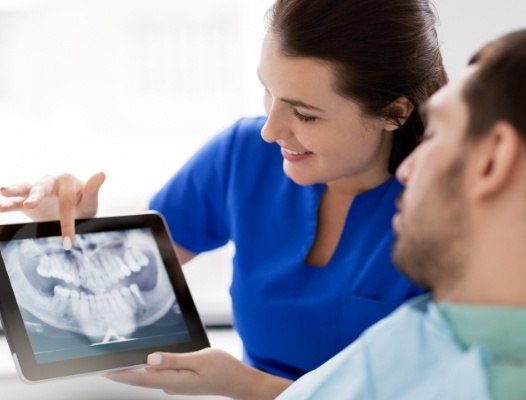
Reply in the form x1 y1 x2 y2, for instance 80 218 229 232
0 0 524 325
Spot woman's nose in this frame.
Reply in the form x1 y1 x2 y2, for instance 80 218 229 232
261 102 292 143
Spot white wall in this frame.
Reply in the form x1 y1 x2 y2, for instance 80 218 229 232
0 0 272 214
0 0 525 324
435 0 526 79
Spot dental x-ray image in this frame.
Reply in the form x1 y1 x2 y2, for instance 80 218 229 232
0 228 190 364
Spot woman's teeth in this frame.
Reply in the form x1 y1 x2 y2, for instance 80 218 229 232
283 148 310 155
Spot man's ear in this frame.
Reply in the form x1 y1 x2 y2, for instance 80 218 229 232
383 97 415 132
471 122 521 199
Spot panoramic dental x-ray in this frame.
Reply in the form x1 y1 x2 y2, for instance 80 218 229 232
0 228 189 363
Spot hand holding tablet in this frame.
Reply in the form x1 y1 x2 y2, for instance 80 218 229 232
0 212 209 383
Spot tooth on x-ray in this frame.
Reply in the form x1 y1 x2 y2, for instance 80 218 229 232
3 228 176 342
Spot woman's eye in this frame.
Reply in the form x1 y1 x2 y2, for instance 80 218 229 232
293 109 316 123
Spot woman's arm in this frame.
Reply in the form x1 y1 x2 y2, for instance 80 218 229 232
174 243 197 264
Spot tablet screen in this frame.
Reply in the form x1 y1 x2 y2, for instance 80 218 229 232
0 212 209 382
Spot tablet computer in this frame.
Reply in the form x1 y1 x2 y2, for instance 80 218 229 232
0 211 210 383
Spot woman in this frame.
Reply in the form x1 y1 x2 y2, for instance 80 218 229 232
0 0 446 382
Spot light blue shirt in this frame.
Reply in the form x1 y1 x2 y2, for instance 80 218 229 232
278 295 491 399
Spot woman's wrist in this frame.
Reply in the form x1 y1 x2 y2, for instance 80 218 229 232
232 363 292 400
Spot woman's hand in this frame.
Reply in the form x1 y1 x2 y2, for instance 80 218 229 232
0 172 106 248
105 348 292 400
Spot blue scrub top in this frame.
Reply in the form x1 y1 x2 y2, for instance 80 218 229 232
150 116 424 379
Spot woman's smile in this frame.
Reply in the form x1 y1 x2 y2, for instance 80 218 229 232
281 147 314 162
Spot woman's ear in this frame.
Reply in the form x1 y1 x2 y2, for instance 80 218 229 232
383 97 415 132
471 121 521 200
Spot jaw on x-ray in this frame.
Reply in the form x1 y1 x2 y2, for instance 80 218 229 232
2 228 176 343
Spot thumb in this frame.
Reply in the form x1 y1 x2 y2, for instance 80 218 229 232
80 171 106 216
147 351 205 371
84 171 106 198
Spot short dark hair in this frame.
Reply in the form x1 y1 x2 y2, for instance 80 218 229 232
463 29 526 140
267 0 448 173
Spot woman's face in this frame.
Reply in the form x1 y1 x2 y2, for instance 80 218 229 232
258 33 394 192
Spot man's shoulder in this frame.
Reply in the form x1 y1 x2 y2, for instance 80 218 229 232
356 295 490 399
279 300 490 399
362 295 449 343
349 295 461 380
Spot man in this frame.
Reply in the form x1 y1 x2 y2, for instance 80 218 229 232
4 29 526 399
277 28 526 399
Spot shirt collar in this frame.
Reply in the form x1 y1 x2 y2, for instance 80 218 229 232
438 302 526 361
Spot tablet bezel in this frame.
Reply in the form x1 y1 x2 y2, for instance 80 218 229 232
0 211 210 383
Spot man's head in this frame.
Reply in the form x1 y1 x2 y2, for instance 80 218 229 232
392 29 526 304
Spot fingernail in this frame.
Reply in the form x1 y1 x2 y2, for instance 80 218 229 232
147 353 162 366
24 196 36 205
63 236 72 251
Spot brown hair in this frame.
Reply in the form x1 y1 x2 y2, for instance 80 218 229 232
463 29 526 140
267 0 447 173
